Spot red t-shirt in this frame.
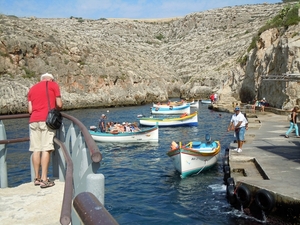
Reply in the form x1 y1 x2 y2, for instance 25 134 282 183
28 81 61 123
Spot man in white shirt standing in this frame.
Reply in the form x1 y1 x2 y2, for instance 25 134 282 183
227 107 248 153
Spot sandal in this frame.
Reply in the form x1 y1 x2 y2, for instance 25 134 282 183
40 178 55 188
34 178 41 186
285 135 289 138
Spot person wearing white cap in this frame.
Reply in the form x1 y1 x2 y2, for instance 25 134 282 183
40 72 54 81
227 107 248 153
27 72 62 188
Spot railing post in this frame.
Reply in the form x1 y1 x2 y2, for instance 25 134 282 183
53 124 67 182
0 120 8 188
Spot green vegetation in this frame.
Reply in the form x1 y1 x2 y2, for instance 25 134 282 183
282 0 299 2
0 50 8 57
245 1 300 55
247 35 259 52
22 68 36 79
237 55 248 66
258 3 300 35
155 34 164 40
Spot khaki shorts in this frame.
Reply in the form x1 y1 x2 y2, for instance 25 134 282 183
29 122 56 151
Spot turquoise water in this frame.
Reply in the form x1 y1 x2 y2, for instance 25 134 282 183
4 103 264 224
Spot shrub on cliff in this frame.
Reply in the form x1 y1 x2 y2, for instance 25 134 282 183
247 2 300 53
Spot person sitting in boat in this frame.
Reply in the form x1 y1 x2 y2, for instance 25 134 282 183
131 122 141 132
126 123 132 132
105 122 111 132
170 141 178 150
116 123 125 133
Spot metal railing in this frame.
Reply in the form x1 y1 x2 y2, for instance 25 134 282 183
0 113 118 225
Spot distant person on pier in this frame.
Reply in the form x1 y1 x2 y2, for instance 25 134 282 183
214 93 218 103
259 97 267 112
210 93 215 103
285 106 300 138
251 98 259 113
27 73 63 188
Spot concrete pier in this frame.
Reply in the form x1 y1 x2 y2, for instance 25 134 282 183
0 179 64 225
228 110 300 221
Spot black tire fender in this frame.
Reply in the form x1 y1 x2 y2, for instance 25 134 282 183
227 177 235 186
236 184 251 207
155 107 159 111
226 185 237 205
223 165 230 183
169 106 173 110
223 154 229 172
255 189 275 212
225 148 230 157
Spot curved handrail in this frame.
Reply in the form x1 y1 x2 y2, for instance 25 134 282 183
61 112 102 163
0 113 102 163
73 192 119 225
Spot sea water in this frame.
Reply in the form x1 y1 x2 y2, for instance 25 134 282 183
4 103 263 225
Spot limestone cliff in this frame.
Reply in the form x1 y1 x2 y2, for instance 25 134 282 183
0 2 299 114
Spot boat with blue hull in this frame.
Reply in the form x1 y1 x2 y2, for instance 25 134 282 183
89 124 159 143
151 104 190 115
167 135 221 178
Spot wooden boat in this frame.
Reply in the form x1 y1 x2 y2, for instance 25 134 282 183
151 104 190 115
166 135 221 178
201 99 212 104
139 112 198 127
89 124 159 143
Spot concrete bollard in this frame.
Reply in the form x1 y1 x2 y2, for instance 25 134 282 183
86 173 105 205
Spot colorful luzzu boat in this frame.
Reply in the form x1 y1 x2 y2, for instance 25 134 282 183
151 103 190 115
89 124 159 143
167 135 221 178
139 111 198 127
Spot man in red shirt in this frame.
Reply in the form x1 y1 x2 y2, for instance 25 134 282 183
210 93 215 103
27 73 63 188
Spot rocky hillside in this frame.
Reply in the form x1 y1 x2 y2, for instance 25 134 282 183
1 2 299 114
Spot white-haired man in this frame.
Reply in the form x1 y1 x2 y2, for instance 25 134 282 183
27 73 63 188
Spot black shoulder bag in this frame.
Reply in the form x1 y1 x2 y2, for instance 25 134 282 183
45 81 62 130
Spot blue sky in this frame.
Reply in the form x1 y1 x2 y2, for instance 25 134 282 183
0 0 281 19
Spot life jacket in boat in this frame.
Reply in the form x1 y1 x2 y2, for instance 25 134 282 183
180 113 188 118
